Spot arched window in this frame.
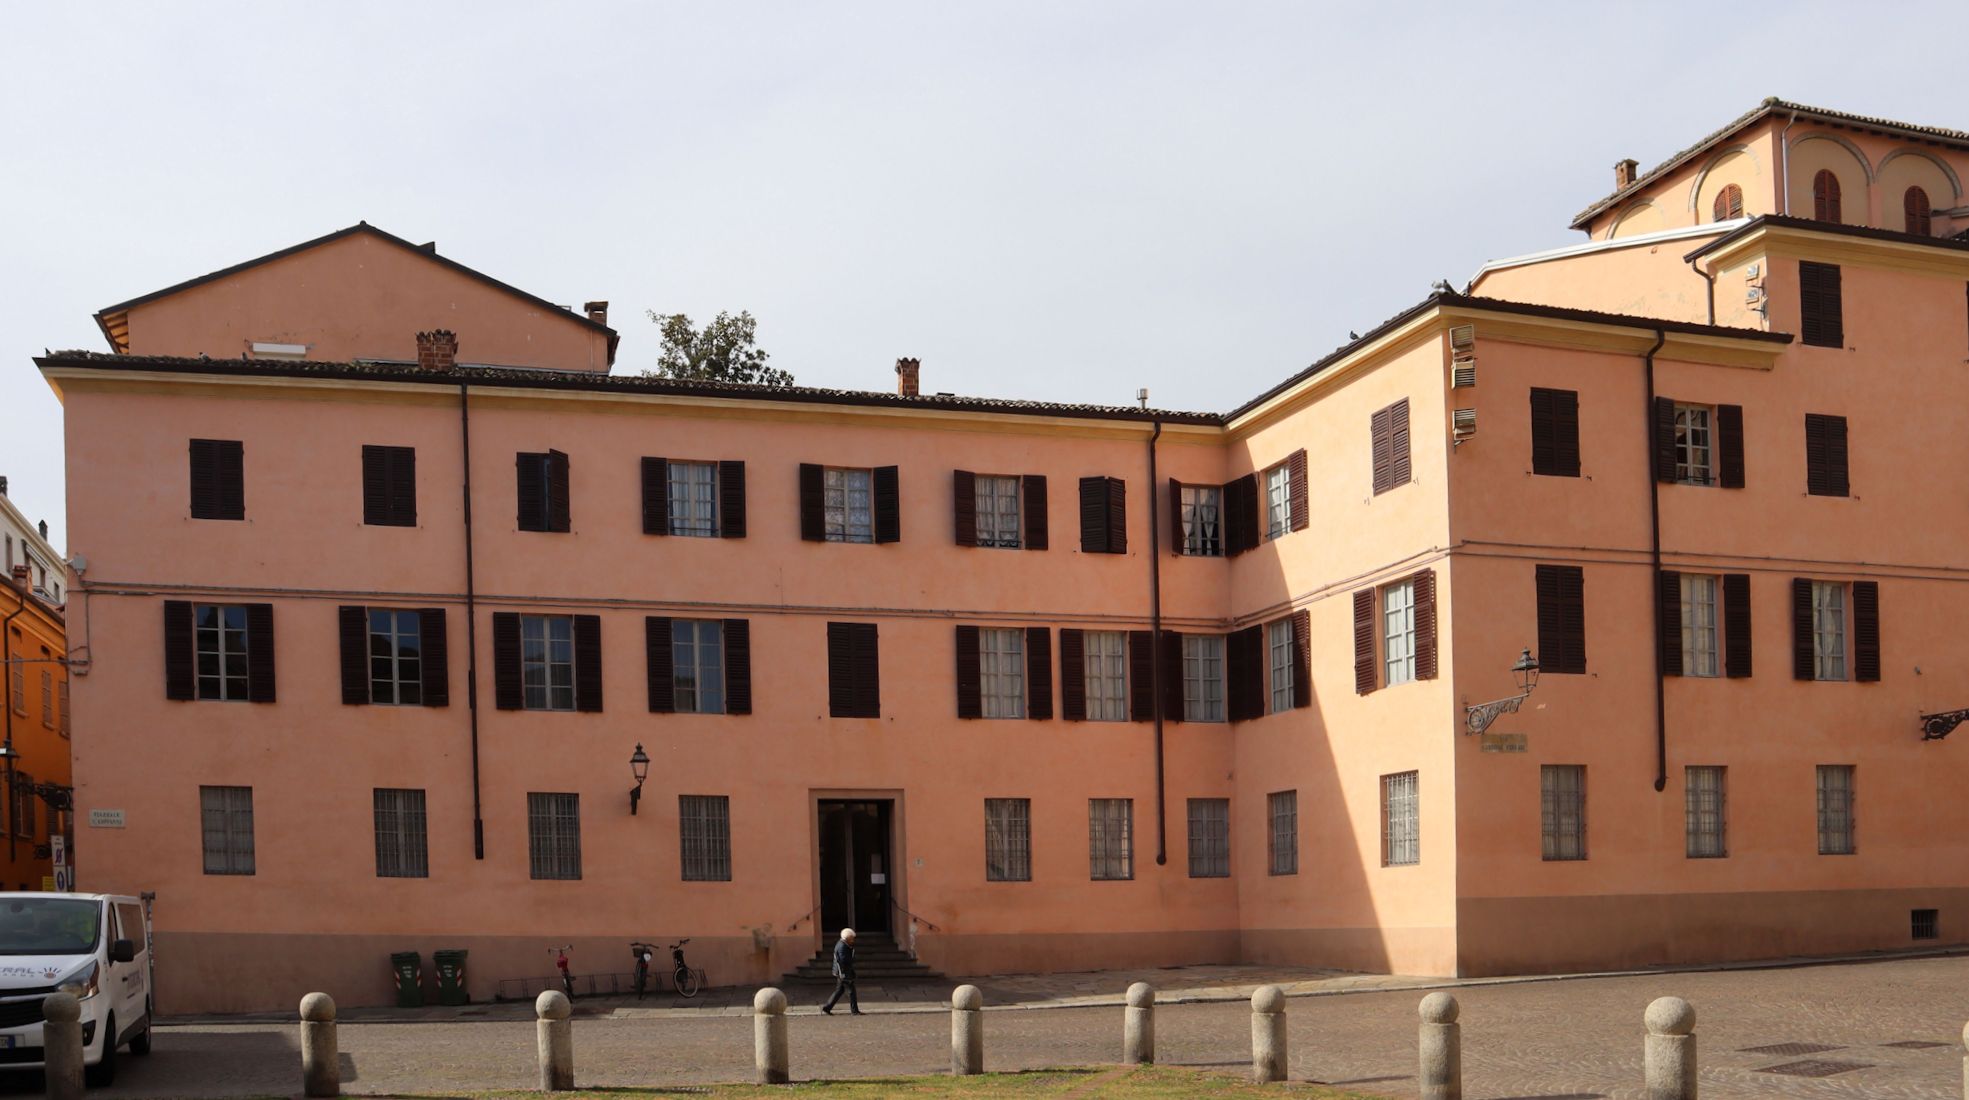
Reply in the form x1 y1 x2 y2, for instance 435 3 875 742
1905 186 1932 236
1812 170 1842 223
1712 183 1743 222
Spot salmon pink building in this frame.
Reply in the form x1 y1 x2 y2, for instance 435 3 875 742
39 102 1969 1013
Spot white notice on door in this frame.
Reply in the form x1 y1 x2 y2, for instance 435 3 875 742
870 872 887 884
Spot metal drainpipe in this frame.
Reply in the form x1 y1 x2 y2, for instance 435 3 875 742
1642 328 1669 793
1778 110 1800 216
1686 254 1717 326
1145 420 1168 865
459 382 486 859
3 581 28 864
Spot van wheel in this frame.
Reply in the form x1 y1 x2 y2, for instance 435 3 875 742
128 1001 152 1056
84 1014 116 1087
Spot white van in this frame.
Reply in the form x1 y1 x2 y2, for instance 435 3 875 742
0 893 151 1085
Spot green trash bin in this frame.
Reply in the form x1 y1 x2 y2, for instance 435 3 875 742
434 949 469 1006
390 952 423 1008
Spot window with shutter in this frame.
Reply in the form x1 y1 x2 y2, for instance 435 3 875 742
1176 484 1223 556
1181 634 1225 721
1804 413 1850 497
192 604 251 701
670 620 725 713
361 445 417 527
188 439 245 520
1712 183 1743 222
1266 619 1294 714
1799 262 1844 348
1128 630 1155 721
1722 573 1752 678
418 608 449 706
723 619 752 714
980 627 1025 718
572 614 603 712
519 615 577 710
827 622 880 718
1812 169 1842 223
516 451 569 532
1382 579 1416 686
666 461 719 536
1026 625 1052 720
1352 589 1376 695
1678 574 1719 678
1529 388 1580 477
1535 564 1587 674
822 468 876 543
492 612 524 710
1906 186 1933 236
1370 399 1411 495
1851 580 1879 683
367 608 425 705
1058 628 1088 721
974 476 1022 548
1022 475 1048 551
718 461 747 538
873 465 901 543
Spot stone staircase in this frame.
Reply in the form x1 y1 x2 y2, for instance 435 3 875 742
782 935 945 985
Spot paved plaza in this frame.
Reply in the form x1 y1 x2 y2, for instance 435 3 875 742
38 952 1969 1098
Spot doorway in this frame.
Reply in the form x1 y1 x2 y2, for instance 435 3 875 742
817 800 892 937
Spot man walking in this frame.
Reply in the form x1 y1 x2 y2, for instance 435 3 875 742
821 927 861 1015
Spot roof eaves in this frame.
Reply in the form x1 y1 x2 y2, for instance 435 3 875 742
1686 213 1969 261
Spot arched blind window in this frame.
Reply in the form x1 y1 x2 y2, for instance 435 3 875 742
1905 186 1932 236
1712 184 1743 222
1812 170 1842 223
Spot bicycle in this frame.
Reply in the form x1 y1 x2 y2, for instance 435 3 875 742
548 944 575 999
668 938 701 998
629 941 657 1000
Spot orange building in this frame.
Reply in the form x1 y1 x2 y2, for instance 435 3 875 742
36 101 1969 1013
1 484 73 893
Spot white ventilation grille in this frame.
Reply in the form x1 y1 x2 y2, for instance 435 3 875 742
1452 364 1477 389
1453 408 1478 434
1449 325 1477 353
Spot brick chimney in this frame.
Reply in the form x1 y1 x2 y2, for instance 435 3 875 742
584 301 609 326
0 475 8 496
9 565 25 586
37 520 47 540
1614 158 1640 189
416 329 458 371
895 357 921 398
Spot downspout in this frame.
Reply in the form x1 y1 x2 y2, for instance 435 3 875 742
1686 255 1717 326
1642 329 1669 793
1145 420 1168 865
1777 110 1800 217
459 382 485 859
2 582 25 864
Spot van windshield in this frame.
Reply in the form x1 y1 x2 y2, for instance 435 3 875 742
0 899 101 956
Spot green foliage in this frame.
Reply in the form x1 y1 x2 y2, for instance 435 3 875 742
642 310 793 387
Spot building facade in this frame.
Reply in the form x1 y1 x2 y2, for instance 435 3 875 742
1 489 72 891
39 102 1969 1013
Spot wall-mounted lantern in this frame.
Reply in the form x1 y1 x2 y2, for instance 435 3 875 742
1465 649 1540 736
629 743 650 815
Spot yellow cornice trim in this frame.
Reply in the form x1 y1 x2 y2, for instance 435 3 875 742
1705 224 1969 279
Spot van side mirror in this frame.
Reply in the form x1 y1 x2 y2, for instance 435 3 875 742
109 940 136 964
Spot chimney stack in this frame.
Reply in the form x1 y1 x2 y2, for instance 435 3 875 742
895 357 921 398
584 301 609 326
0 475 8 496
9 565 25 586
416 329 459 371
37 520 47 540
1614 158 1640 189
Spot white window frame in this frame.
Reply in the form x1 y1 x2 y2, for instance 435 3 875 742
976 475 1022 549
1089 798 1133 881
667 460 719 537
527 792 582 880
1186 798 1230 878
1684 766 1726 859
1817 765 1855 855
194 604 251 702
1268 790 1298 876
1381 772 1419 866
1383 580 1416 686
1268 619 1294 714
1812 581 1847 681
981 628 1026 719
823 467 874 543
672 619 726 714
1264 463 1291 540
1680 574 1719 678
374 787 429 878
1180 485 1223 556
1674 403 1713 486
679 794 732 881
520 615 576 711
1541 765 1587 861
985 798 1031 882
200 785 255 875
1182 634 1225 722
368 608 423 706
1084 631 1127 722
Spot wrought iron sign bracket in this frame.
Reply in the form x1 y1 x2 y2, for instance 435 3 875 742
1465 692 1531 737
1919 708 1969 742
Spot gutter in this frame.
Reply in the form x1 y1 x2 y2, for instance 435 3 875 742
1146 420 1168 866
459 382 485 860
1641 329 1669 793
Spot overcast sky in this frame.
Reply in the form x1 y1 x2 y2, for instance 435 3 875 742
2 1 1962 553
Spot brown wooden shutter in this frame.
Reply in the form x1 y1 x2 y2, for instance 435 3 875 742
1530 388 1580 478
718 461 747 538
1059 628 1086 721
1413 568 1438 681
1536 564 1587 674
1906 186 1932 235
1715 404 1745 489
1167 478 1185 551
1370 406 1393 494
516 453 546 531
1800 262 1843 348
1105 477 1127 553
189 439 244 520
1160 630 1184 722
1352 588 1376 695
1026 626 1052 720
799 464 825 541
1023 475 1048 551
1221 479 1243 557
493 612 523 709
418 608 449 706
1852 580 1880 683
1287 449 1309 530
1791 578 1814 680
1225 474 1259 557
1652 397 1678 482
164 600 195 700
1722 573 1752 679
1389 398 1412 486
338 605 369 705
826 622 856 716
646 616 675 713
547 450 572 533
1657 570 1683 678
952 470 977 547
1228 625 1263 721
1805 413 1849 497
245 603 276 703
1128 630 1154 720
723 619 752 714
954 625 982 719
573 614 603 712
1290 610 1311 708
363 445 415 526
854 623 881 717
1813 169 1841 223
1078 477 1108 553
641 457 670 535
873 466 901 543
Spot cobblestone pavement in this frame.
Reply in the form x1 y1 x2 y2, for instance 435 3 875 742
44 953 1969 1098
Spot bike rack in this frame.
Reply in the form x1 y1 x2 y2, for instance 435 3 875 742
493 968 709 1001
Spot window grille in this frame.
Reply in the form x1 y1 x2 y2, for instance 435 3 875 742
1088 798 1133 880
1541 765 1587 861
985 798 1031 882
672 620 726 714
1684 766 1726 858
1383 580 1416 685
679 795 731 881
976 476 1022 548
1812 582 1847 681
1187 798 1230 878
521 615 576 710
1382 772 1419 866
667 461 719 536
823 468 874 543
373 788 429 878
1268 790 1298 875
1680 575 1719 678
200 785 255 875
1267 620 1294 714
368 609 424 705
528 792 582 880
1180 485 1222 556
981 628 1026 718
1674 405 1713 485
1182 634 1225 722
1265 465 1291 539
39 670 52 729
1817 765 1855 855
1912 909 1939 940
1084 631 1127 721
195 604 251 701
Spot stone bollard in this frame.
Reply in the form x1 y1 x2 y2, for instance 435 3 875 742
1251 984 1287 1083
1418 992 1461 1100
300 992 339 1098
951 984 984 1076
754 987 789 1084
1123 981 1156 1065
1644 996 1697 1100
42 992 83 1100
536 990 574 1091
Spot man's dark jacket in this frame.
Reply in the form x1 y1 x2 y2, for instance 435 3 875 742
832 938 856 978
